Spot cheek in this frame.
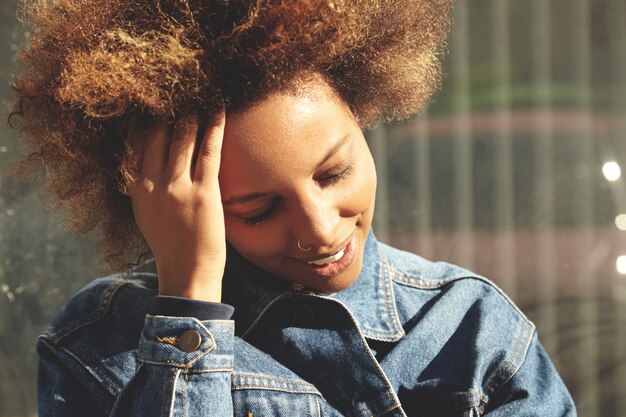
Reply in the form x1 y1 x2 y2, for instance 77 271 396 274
343 154 376 217
225 220 288 259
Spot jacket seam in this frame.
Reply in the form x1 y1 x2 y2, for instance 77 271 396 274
345 393 396 417
308 295 406 416
379 252 405 339
231 385 321 395
391 271 529 321
484 319 536 398
232 373 317 387
43 280 132 343
181 370 187 417
370 402 403 417
231 373 320 394
240 293 290 338
39 336 121 396
167 369 181 417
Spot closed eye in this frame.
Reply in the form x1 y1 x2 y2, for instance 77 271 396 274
242 199 279 226
242 164 354 227
318 164 353 186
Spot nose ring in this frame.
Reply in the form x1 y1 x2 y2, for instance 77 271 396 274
297 240 313 251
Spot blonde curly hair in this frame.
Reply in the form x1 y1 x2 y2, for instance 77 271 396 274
10 0 452 269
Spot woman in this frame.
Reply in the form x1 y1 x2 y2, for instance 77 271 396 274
12 0 576 415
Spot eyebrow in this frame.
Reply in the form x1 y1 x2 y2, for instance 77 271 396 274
223 191 272 206
318 133 351 167
222 133 351 207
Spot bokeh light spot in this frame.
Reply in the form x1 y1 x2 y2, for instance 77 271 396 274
616 256 626 275
603 161 621 181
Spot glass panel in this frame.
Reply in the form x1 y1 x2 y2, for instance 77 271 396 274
366 1 626 416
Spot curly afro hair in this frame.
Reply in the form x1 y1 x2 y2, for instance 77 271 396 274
10 0 452 269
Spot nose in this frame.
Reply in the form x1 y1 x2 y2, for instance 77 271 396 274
292 196 341 250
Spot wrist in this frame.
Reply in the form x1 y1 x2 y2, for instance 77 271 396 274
156 264 224 302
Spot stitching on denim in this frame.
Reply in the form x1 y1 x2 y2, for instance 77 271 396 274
345 393 396 417
241 293 289 338
316 397 321 416
393 271 474 289
379 253 404 339
357 256 405 342
137 356 232 372
183 367 233 372
137 350 217 368
156 336 179 346
347 393 394 413
484 319 535 397
168 369 181 417
384 258 405 339
307 393 312 417
44 339 120 396
377 252 407 341
44 280 130 343
423 390 487 413
392 269 529 320
361 327 401 342
231 373 317 388
181 371 186 417
369 402 403 417
145 316 219 364
307 294 404 410
506 320 534 377
230 385 320 395
379 254 396 332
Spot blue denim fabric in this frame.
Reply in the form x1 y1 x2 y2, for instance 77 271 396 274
37 231 577 416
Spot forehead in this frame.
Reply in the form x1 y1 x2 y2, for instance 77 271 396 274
219 83 353 188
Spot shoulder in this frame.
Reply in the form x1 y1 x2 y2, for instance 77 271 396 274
38 270 158 397
379 242 527 320
379 243 536 401
42 270 158 344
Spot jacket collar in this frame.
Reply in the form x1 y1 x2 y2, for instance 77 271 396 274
222 231 405 342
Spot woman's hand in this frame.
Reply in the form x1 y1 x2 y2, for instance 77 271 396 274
126 111 227 302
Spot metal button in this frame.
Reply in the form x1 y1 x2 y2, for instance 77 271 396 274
179 329 202 352
293 303 314 327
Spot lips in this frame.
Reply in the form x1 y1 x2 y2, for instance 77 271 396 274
293 233 357 279
306 247 346 265
296 232 354 264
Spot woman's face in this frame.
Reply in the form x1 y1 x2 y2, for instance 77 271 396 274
219 79 377 293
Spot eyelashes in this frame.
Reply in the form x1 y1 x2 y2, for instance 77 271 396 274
243 199 277 226
242 164 354 227
318 164 353 187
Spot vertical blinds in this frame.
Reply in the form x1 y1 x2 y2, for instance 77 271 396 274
367 1 626 415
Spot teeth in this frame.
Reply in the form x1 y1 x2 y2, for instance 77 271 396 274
307 248 346 266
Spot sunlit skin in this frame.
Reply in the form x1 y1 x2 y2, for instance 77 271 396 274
127 76 376 301
220 80 377 293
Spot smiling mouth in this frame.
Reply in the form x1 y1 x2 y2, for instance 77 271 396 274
306 247 346 265
294 234 357 279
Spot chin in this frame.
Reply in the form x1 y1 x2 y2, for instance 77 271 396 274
302 268 361 294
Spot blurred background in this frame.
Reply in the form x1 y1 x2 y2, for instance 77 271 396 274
1 0 625 415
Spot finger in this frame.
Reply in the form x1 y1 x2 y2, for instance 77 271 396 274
166 115 199 181
194 110 225 184
141 118 171 179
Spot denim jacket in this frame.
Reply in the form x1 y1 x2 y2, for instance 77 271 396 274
37 232 577 416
